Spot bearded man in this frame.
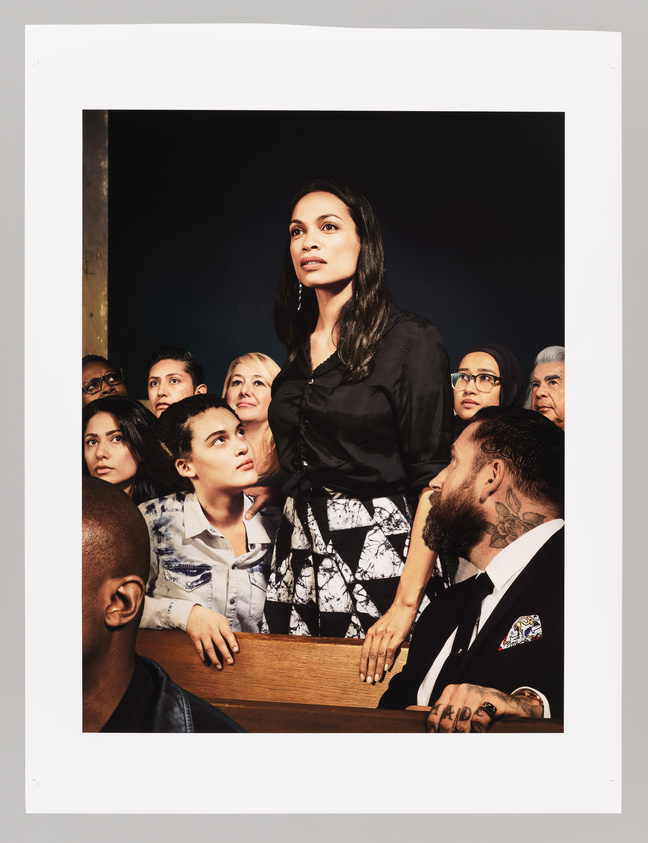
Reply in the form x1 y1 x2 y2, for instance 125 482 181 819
378 406 564 733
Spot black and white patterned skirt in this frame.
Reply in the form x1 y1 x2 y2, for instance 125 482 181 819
263 491 429 638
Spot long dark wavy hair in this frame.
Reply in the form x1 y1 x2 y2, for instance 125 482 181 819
82 395 159 505
274 178 394 383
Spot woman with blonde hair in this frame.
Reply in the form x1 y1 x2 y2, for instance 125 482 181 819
222 352 282 485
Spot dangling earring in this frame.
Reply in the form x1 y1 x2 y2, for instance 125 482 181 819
297 282 302 311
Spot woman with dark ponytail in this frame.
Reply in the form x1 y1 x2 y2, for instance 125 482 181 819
264 179 453 640
139 395 280 667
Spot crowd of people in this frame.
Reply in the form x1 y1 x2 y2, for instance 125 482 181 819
82 179 565 733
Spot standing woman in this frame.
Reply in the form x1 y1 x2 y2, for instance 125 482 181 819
222 353 282 485
264 179 453 638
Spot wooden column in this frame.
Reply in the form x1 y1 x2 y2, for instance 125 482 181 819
82 110 109 357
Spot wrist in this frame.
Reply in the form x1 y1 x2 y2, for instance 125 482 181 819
511 688 544 717
391 589 423 611
186 603 203 622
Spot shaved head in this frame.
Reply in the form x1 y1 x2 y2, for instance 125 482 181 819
82 477 151 729
82 476 150 587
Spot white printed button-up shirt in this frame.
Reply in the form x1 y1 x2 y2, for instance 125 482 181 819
139 492 281 633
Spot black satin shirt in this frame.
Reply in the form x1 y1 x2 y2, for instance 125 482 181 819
268 307 453 500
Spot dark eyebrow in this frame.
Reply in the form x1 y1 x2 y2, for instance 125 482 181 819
205 429 227 443
289 213 344 225
149 371 185 381
85 428 121 438
458 366 498 375
544 373 563 382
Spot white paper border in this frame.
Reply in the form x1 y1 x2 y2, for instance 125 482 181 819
25 24 621 814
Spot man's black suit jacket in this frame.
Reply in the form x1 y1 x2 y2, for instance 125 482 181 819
379 528 564 717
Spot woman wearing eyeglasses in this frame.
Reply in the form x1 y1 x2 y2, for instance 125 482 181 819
451 343 524 433
82 355 128 406
359 342 524 684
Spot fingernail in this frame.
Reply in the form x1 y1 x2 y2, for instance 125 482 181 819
366 676 373 684
244 513 251 520
386 663 392 671
359 674 365 682
227 658 233 664
374 674 380 683
233 646 239 653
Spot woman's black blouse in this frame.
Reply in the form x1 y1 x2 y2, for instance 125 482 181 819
268 307 453 500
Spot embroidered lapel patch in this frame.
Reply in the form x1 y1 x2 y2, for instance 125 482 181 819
499 614 542 650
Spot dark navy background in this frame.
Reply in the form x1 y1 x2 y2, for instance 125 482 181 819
107 110 564 399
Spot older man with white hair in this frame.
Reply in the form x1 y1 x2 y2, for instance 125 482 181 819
527 345 565 429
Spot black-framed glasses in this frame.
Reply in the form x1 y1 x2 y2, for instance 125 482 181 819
450 372 502 394
82 369 125 395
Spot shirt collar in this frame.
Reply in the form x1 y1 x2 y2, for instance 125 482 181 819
183 491 271 545
481 518 564 592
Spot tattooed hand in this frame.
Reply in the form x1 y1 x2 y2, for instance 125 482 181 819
427 683 544 733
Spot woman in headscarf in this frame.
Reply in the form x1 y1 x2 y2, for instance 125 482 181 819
451 343 525 438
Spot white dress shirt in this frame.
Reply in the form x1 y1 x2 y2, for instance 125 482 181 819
416 518 564 712
139 492 281 633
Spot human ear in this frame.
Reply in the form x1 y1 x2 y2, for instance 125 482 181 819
104 577 145 628
175 458 196 478
194 383 207 395
478 459 506 502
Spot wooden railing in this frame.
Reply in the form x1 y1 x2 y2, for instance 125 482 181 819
136 629 563 733
136 629 408 709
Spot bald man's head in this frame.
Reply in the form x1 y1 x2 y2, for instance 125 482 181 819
82 476 150 589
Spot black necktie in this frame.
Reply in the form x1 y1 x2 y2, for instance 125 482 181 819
429 572 495 704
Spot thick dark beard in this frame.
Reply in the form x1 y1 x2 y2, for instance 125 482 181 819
422 481 489 560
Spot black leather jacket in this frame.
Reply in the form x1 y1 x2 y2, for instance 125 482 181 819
101 655 245 733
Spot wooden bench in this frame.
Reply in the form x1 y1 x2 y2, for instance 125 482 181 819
136 628 409 709
199 699 563 733
136 629 563 732
216 699 429 732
